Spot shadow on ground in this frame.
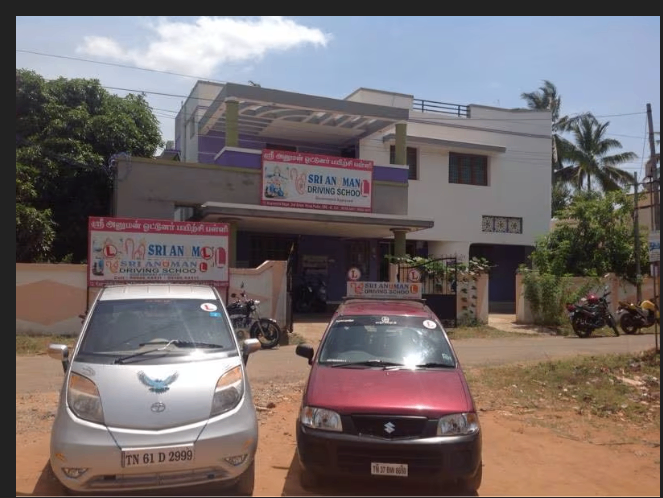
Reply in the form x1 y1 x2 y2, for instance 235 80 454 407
280 454 478 497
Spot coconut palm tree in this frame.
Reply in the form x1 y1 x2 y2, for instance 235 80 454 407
520 80 579 173
555 113 637 191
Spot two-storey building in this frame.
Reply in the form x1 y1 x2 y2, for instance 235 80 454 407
113 81 552 313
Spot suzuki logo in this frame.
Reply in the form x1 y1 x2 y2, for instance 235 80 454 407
384 422 396 434
151 402 166 413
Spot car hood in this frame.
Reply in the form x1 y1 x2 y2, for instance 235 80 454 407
69 356 241 431
305 366 472 417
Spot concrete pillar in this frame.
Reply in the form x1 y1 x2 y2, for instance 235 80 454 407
228 221 238 268
225 98 239 148
391 228 408 258
395 122 407 165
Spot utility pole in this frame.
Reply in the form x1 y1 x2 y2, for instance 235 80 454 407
634 172 642 303
645 103 659 353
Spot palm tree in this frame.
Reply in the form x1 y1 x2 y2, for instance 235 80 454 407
520 80 579 173
555 113 637 191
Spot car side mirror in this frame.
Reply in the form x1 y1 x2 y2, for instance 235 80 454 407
241 338 261 364
48 344 70 373
296 344 314 365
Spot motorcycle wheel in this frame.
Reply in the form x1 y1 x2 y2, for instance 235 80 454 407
251 319 282 349
619 313 639 335
571 315 592 338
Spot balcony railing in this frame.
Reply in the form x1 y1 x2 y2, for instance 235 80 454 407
412 98 469 117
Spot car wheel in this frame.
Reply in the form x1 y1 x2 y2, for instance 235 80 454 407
458 462 482 493
233 460 255 496
299 467 320 489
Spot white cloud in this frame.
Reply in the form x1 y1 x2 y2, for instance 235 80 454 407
76 16 331 77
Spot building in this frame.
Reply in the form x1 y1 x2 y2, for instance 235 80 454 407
113 82 552 314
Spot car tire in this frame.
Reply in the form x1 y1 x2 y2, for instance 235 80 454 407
458 462 482 493
233 460 255 496
299 467 320 489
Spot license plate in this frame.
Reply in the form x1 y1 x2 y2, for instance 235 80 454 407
371 462 408 477
121 444 194 468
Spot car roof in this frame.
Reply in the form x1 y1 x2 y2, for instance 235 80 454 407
98 284 218 301
335 298 434 318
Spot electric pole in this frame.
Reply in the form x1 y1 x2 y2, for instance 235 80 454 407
634 172 642 303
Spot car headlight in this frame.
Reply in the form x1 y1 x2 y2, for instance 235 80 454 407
67 373 104 424
211 365 244 416
437 412 480 436
300 406 342 432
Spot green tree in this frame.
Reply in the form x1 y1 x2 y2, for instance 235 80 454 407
16 69 163 262
16 161 56 262
520 80 579 216
529 190 648 282
555 114 637 192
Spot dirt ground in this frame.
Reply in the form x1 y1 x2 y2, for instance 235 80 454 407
16 379 660 497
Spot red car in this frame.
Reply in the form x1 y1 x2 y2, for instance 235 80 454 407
295 298 482 492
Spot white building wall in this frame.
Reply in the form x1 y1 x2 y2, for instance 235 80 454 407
361 106 552 252
177 81 224 162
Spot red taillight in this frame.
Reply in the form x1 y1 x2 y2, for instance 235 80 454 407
566 303 575 311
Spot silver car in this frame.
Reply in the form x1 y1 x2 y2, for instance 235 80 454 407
47 283 261 495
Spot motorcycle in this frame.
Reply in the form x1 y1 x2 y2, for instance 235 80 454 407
227 286 282 349
565 287 620 338
616 298 660 335
292 274 327 313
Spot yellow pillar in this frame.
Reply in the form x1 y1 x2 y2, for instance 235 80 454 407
391 228 408 258
225 98 239 148
395 122 407 165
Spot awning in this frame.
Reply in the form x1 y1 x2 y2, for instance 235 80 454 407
198 202 434 239
382 133 506 154
198 83 409 146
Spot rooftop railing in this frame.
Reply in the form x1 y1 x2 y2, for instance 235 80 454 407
412 98 469 117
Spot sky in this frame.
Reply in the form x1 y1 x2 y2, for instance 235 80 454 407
16 16 661 177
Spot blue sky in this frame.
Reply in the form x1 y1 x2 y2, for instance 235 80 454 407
16 16 660 175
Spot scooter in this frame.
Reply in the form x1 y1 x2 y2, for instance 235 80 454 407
616 298 660 335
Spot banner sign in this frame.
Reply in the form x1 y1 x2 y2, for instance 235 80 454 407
346 281 422 299
88 217 229 287
261 150 373 212
649 230 660 263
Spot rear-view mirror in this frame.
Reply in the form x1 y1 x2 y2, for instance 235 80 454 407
241 338 261 365
296 344 314 365
48 344 70 373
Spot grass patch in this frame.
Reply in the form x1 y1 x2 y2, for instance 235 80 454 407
287 332 307 346
447 325 528 340
16 334 76 356
466 348 660 428
555 324 659 337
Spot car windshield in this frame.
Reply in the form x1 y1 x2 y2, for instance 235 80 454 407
77 298 236 357
317 314 456 368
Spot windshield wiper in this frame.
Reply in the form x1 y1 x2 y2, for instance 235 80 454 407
138 340 224 349
114 340 178 364
330 360 405 369
414 362 456 369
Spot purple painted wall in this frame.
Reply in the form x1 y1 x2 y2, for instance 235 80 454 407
198 132 408 183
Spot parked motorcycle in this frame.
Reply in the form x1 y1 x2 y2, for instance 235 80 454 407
565 287 620 338
292 275 327 313
616 298 660 335
227 286 282 349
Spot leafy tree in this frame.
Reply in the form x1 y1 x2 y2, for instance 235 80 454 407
520 80 580 216
529 190 648 282
16 161 55 262
555 114 636 192
16 69 163 263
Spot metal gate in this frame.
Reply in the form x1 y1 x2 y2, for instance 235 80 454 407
396 256 458 328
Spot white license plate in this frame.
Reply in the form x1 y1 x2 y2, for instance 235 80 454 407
371 462 408 477
121 444 195 468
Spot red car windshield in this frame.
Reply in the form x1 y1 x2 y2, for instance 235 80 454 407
318 314 456 368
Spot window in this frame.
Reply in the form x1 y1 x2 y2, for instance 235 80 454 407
449 152 488 186
389 145 418 180
482 216 522 234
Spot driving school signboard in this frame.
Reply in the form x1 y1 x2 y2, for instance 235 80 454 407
88 217 229 287
261 149 373 213
347 281 422 299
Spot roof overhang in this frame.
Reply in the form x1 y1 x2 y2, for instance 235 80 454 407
198 202 434 239
382 133 507 154
198 83 409 146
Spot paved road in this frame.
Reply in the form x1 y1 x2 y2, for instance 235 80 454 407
15 333 657 394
